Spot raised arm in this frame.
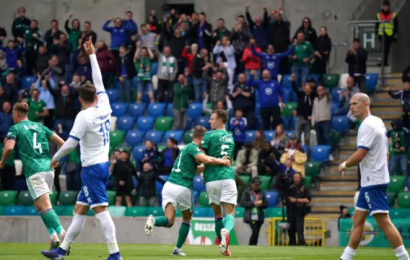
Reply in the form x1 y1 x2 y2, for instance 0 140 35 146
251 44 265 59
83 37 104 93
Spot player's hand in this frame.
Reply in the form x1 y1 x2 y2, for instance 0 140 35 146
0 161 4 170
50 160 59 172
83 36 95 56
221 155 231 167
288 197 296 203
338 163 345 176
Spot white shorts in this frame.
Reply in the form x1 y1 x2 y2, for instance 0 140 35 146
206 179 237 206
161 182 193 212
26 171 54 200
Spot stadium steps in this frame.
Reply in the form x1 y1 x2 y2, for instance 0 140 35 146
311 197 354 207
307 213 340 219
319 182 357 191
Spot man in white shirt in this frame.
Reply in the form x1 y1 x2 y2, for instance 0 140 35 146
339 93 409 260
41 38 122 260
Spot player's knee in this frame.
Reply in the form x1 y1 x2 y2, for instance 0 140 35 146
374 213 390 227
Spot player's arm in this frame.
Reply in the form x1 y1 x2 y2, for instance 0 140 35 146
83 37 104 93
49 133 65 149
195 153 230 167
0 139 15 169
196 164 205 174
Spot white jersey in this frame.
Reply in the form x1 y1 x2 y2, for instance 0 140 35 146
356 115 389 187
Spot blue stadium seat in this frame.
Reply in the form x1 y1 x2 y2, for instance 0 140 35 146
125 130 144 147
128 103 146 118
185 118 193 131
137 116 155 133
245 130 257 143
282 117 290 130
117 116 135 131
193 191 199 205
151 62 158 76
285 130 295 138
148 103 166 118
365 73 378 91
195 117 210 130
332 116 349 133
256 119 264 129
23 206 39 216
265 191 279 207
281 74 293 89
145 130 164 144
132 145 146 161
301 145 310 158
14 179 27 191
156 175 169 193
282 88 291 103
21 76 36 89
331 101 340 115
331 88 342 103
111 103 128 117
164 130 183 144
264 130 275 141
193 207 211 217
308 74 320 84
193 175 206 193
187 103 203 119
5 206 24 216
292 116 297 130
166 104 173 116
107 89 119 103
311 145 331 162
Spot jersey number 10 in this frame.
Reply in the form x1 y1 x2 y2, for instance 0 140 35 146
100 119 110 146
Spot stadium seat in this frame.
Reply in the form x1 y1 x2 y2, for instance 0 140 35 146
137 116 155 132
23 206 39 216
397 192 410 208
125 130 144 146
193 175 206 193
301 145 310 158
106 190 116 205
187 102 203 119
166 103 173 116
164 130 183 144
259 175 271 191
331 116 349 133
387 191 396 207
146 206 164 217
125 206 147 217
245 130 257 143
388 176 406 193
339 73 349 88
107 89 119 103
63 206 75 216
111 103 128 117
5 205 24 216
145 130 164 144
235 207 245 218
282 117 290 130
132 145 146 161
365 73 378 91
292 116 297 130
265 191 279 207
155 117 174 132
308 74 320 84
117 116 135 132
305 161 322 178
239 175 251 186
183 130 193 144
321 74 340 89
311 145 331 162
109 130 125 148
148 103 166 118
303 176 312 189
0 206 5 215
0 190 17 206
108 206 126 217
128 103 146 118
53 206 66 216
266 207 287 218
285 130 295 138
390 208 410 219
198 191 210 207
282 88 292 103
49 192 57 205
331 88 342 103
195 117 210 130
264 130 275 141
18 190 33 206
59 191 78 206
281 74 293 89
331 101 339 116
282 102 297 117
21 75 36 89
13 179 25 191
193 207 211 217
331 130 341 149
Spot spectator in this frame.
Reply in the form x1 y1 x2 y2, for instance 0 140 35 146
249 69 284 130
275 158 295 202
292 75 316 144
139 24 157 50
54 84 76 123
112 150 136 207
136 161 165 206
203 64 229 110
192 48 208 102
0 51 7 80
230 109 247 158
35 73 57 128
172 13 190 35
79 21 97 46
202 93 233 116
292 17 318 49
0 26 6 46
75 55 92 82
335 77 359 116
291 32 315 89
65 13 81 51
272 124 289 155
154 45 178 102
26 89 48 124
257 141 280 179
230 73 255 129
253 129 267 151
51 33 72 82
402 64 410 83
234 142 259 177
387 82 410 129
0 40 23 71
312 85 332 145
315 27 332 76
44 56 65 85
213 18 230 44
182 43 198 74
134 42 155 103
123 11 138 46
280 134 307 176
35 45 51 75
165 29 187 75
241 176 268 246
213 36 236 89
0 87 10 112
96 40 115 87
191 12 212 52
141 140 159 170
270 8 291 75
245 6 269 50
0 138 16 190
172 73 191 130
0 102 13 142
287 172 311 246
147 10 159 34
157 138 180 175
231 15 252 73
242 39 262 80
44 20 62 52
115 44 136 103
338 205 352 231
21 19 43 75
251 39 295 81
376 0 398 66
102 18 131 57
12 7 31 39
388 119 408 177
345 38 367 92
69 73 81 93
2 72 18 102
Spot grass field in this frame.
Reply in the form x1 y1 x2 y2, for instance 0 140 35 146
0 243 402 260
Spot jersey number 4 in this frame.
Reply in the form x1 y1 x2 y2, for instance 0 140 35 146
100 119 110 146
33 133 43 154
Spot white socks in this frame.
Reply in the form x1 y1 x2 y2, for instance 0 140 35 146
394 245 410 260
60 214 87 251
95 211 119 254
340 246 356 260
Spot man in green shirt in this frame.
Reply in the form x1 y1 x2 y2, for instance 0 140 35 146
26 89 49 124
388 119 408 176
201 109 236 256
172 73 191 130
291 32 315 89
144 126 230 256
0 102 66 250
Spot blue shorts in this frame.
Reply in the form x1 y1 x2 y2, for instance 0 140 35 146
355 184 389 216
77 162 110 209
137 81 153 94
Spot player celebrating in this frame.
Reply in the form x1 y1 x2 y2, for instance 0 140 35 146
0 102 66 250
144 125 231 256
201 109 237 256
41 37 122 260
339 93 409 260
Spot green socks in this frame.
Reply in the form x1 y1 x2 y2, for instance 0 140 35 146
154 216 169 227
39 209 56 236
176 221 190 248
215 217 224 241
223 214 235 233
44 209 64 234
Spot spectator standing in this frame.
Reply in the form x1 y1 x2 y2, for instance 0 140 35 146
203 65 229 110
213 36 236 90
2 72 18 102
134 42 155 103
376 1 398 66
272 124 289 155
36 45 51 75
287 172 311 246
21 20 43 75
139 25 157 50
202 93 233 116
112 150 136 207
388 82 410 128
242 40 262 80
115 45 136 103
191 48 208 102
293 17 318 49
182 44 198 74
11 7 31 39
0 102 13 142
280 134 307 175
191 12 212 52
35 73 57 128
257 141 280 179
231 15 252 73
312 85 332 145
234 143 259 178
54 85 76 124
44 56 65 86
246 6 269 50
345 39 367 92
79 21 97 46
123 11 138 46
402 64 410 83
0 26 6 46
154 45 178 102
0 138 16 190
141 140 159 170
241 176 268 246
157 138 180 175
172 74 191 130
65 13 81 51
147 10 159 34
0 40 23 71
75 56 92 82
0 87 11 112
44 20 63 52
338 205 352 231
213 18 231 44
291 32 315 89
96 40 115 87
165 29 187 75
102 18 132 57
253 130 267 151
335 77 359 116
51 33 72 82
275 158 295 199
315 27 332 76
388 119 408 177
230 109 247 158
270 8 291 75
230 73 255 129
26 89 48 124
136 161 165 206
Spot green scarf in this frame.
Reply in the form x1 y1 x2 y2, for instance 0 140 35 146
160 55 175 79
136 57 152 81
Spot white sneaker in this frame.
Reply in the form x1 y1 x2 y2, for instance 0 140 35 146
145 215 155 235
171 248 186 256
219 228 228 254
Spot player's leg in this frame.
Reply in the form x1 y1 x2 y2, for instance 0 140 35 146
220 179 238 256
206 181 225 242
172 186 194 256
154 203 176 228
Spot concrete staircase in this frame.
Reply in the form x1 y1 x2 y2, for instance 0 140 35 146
310 73 402 219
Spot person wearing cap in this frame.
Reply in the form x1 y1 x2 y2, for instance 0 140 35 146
112 149 136 207
311 85 332 146
376 0 398 66
234 142 259 178
338 205 352 231
280 134 307 176
240 176 268 245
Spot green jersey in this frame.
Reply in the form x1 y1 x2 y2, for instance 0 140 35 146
201 130 235 183
7 120 54 178
168 143 202 189
27 98 47 123
0 143 15 166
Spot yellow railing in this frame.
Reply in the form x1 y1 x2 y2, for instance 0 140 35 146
267 217 326 247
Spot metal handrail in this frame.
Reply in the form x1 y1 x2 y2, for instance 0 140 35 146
347 20 389 25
